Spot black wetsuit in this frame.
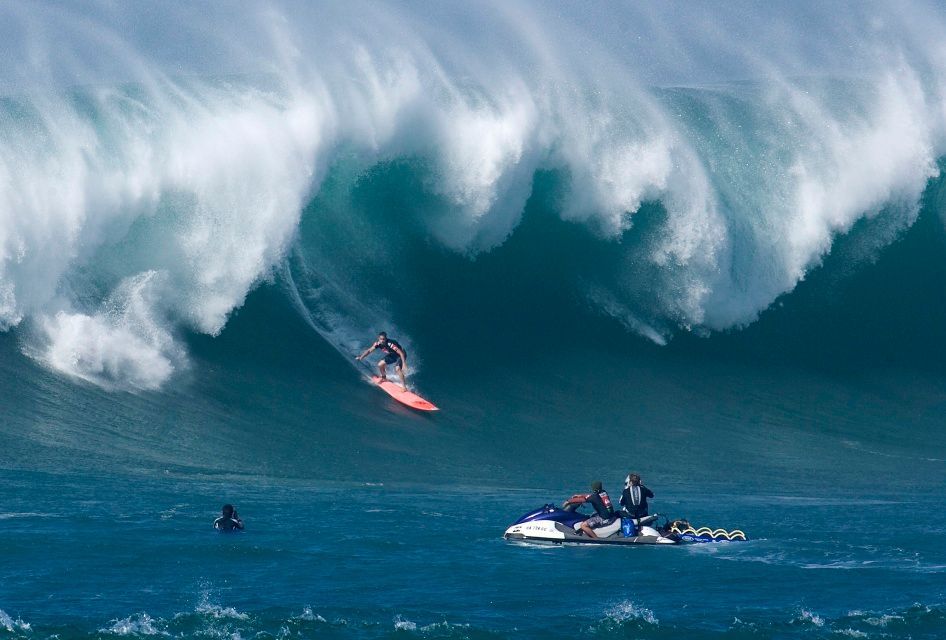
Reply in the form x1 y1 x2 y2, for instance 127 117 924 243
376 338 406 367
214 515 244 531
620 485 654 518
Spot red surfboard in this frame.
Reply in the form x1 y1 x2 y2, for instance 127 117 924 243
370 376 439 411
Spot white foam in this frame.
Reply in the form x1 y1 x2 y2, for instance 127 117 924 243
864 613 905 627
296 607 326 623
428 89 540 251
0 610 30 633
194 603 250 621
3 2 946 387
392 615 417 631
101 613 167 636
700 69 937 329
798 609 825 627
606 600 659 625
34 271 181 390
1 44 325 389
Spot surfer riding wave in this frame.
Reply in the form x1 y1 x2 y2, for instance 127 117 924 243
357 332 409 390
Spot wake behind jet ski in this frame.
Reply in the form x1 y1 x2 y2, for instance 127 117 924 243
667 520 747 543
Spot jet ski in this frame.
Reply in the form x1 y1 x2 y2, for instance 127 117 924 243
503 500 679 545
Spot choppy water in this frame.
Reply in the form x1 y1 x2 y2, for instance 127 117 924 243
3 473 946 640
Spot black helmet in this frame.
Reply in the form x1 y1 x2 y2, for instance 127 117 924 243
222 504 234 516
591 481 603 492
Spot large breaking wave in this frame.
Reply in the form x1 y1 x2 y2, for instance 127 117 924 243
2 1 946 390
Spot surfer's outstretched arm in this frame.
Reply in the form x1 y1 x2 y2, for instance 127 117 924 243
356 344 376 360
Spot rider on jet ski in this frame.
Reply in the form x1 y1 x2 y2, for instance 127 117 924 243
620 473 654 519
566 481 615 539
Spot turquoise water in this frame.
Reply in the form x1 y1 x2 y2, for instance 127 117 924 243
3 2 946 638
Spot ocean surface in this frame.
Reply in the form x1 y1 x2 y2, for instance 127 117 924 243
2 1 946 638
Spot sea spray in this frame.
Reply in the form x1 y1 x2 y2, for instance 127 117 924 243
2 2 946 387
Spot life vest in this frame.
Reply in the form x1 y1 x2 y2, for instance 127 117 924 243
599 490 613 510
376 338 404 355
567 491 612 517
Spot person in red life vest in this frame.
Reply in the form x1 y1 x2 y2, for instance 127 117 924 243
567 480 615 538
357 331 409 390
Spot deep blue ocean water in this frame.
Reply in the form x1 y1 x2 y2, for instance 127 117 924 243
3 2 946 638
3 303 946 638
3 474 946 639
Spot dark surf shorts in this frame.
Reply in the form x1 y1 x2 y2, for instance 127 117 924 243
585 514 615 528
382 353 403 367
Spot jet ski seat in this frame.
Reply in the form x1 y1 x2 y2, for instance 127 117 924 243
573 517 622 537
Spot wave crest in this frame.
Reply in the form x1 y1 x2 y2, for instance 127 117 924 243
2 2 946 387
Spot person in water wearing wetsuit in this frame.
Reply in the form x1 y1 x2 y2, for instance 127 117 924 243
356 332 409 390
620 473 654 519
214 504 244 532
576 480 615 539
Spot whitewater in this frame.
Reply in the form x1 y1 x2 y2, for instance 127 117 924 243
1 1 944 388
2 2 946 639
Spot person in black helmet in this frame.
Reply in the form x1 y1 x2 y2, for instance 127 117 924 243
356 331 409 390
214 504 244 532
578 480 615 538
